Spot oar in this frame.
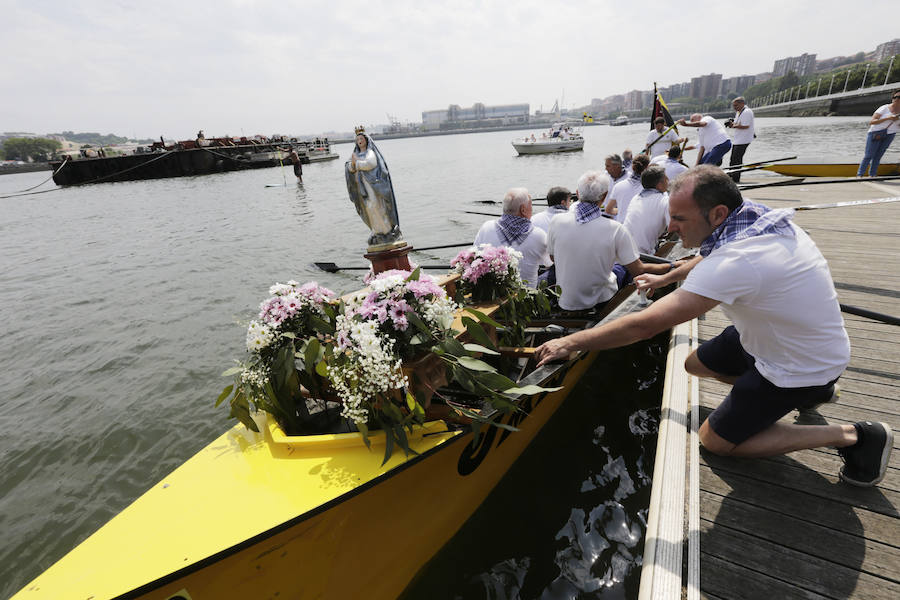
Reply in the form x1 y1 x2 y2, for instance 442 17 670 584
738 177 806 190
747 174 900 188
794 196 900 211
475 199 549 205
722 155 797 172
465 210 502 217
314 262 451 273
412 242 473 252
840 304 899 326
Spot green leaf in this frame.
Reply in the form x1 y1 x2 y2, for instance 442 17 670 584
304 338 321 374
358 422 371 449
466 308 503 328
405 267 421 281
456 355 496 372
502 384 564 396
215 384 234 407
381 429 395 466
473 371 517 390
309 315 335 334
281 331 296 339
441 337 468 357
221 366 243 377
462 343 500 356
461 317 497 351
405 390 416 412
451 365 476 392
406 311 433 337
315 360 329 377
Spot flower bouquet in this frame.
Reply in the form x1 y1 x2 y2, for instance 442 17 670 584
451 244 523 303
217 280 338 433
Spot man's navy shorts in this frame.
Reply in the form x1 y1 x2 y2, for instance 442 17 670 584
699 326 838 445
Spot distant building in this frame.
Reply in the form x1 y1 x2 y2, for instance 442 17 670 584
773 53 817 77
660 82 690 99
690 73 722 99
421 102 529 131
624 90 645 111
874 39 900 62
720 75 756 98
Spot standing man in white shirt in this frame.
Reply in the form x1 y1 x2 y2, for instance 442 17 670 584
678 113 732 166
474 187 550 288
644 117 684 158
536 166 892 488
726 97 755 182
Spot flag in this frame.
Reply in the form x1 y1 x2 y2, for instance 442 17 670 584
651 83 676 131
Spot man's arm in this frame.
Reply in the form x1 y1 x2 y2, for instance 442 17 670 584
634 255 702 294
534 288 719 365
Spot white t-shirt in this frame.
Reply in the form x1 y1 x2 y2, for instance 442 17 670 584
623 189 670 254
698 116 730 150
664 158 689 182
732 107 755 145
681 226 850 387
608 175 643 223
474 220 550 288
548 211 639 310
646 128 679 157
531 205 569 233
868 104 900 135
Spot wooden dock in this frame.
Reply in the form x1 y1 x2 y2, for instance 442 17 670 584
640 177 900 599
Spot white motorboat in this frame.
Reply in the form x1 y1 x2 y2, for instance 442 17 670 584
512 122 584 155
609 115 630 126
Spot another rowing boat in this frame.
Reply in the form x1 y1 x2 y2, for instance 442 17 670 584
11 244 681 599
761 163 900 177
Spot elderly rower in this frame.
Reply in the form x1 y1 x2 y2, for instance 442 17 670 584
474 187 550 288
678 113 732 166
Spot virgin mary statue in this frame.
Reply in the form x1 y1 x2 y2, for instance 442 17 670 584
345 127 403 249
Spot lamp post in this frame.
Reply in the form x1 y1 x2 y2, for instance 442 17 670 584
828 73 835 95
816 78 821 97
861 63 870 89
885 54 896 86
843 70 850 93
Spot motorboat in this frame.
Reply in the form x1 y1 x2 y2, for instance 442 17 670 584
512 122 584 155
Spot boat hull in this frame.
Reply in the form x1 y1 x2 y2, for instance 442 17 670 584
12 343 600 600
512 140 584 155
762 163 900 177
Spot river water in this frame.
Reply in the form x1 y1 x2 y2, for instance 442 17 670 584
0 117 888 599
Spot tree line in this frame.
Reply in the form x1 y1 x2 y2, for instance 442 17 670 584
0 137 62 162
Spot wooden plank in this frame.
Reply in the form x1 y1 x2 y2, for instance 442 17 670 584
700 490 900 581
699 464 899 544
700 551 831 600
701 520 899 599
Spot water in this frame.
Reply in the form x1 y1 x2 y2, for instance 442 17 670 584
0 117 883 598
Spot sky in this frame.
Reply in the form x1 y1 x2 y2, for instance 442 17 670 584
1 0 898 140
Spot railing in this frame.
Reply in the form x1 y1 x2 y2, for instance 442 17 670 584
751 55 897 109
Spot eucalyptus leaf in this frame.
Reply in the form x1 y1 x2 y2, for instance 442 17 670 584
466 308 503 328
462 343 500 356
406 267 421 282
358 422 371 449
304 338 321 375
221 366 243 377
382 429 395 466
309 315 335 334
456 355 496 372
406 311 433 337
281 331 296 339
461 317 497 351
315 360 329 377
215 384 234 407
405 391 416 412
503 384 563 396
473 371 517 391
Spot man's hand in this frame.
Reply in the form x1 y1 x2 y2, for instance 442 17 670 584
534 337 576 367
634 273 664 297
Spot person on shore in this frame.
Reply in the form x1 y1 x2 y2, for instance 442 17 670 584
536 166 891 488
532 186 572 233
726 97 755 182
474 187 550 288
623 165 670 255
661 145 689 181
548 171 675 311
678 114 731 166
856 90 900 177
605 154 650 223
644 117 684 158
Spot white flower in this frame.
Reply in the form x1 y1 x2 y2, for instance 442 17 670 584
246 320 275 352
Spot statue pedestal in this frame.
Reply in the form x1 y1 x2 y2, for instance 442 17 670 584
364 243 412 275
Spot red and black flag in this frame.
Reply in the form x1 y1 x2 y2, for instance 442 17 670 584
651 83 676 130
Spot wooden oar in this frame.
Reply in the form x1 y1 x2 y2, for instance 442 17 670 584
738 177 806 190
839 304 899 326
314 262 451 273
412 242 473 252
748 174 900 188
722 155 797 172
475 199 549 205
794 196 900 211
465 210 502 217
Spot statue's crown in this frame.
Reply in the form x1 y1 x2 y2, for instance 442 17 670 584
354 125 366 135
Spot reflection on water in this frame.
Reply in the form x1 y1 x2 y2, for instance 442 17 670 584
402 333 667 600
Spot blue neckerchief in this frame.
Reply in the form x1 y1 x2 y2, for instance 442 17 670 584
575 201 603 223
496 213 533 245
699 199 796 257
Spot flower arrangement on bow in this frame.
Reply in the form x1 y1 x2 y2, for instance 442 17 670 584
451 244 523 303
217 280 338 433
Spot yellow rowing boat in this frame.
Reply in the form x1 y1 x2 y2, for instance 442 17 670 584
12 283 657 600
761 163 900 177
